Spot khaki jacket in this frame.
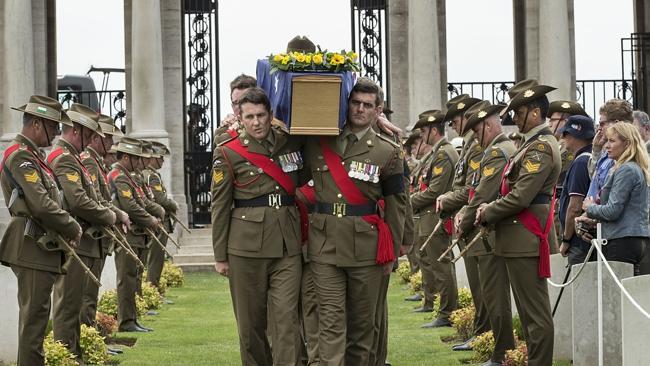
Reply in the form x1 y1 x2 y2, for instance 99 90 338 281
459 134 516 256
440 131 484 214
211 126 304 261
0 134 81 273
411 138 459 237
304 128 407 267
109 163 157 247
48 139 115 258
482 124 561 257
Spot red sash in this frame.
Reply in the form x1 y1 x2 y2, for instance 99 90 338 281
319 137 395 264
297 185 316 242
224 131 309 242
500 159 555 278
298 185 316 205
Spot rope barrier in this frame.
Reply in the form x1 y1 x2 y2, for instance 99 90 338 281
547 244 596 288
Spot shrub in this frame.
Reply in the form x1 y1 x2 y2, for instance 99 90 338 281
408 270 422 294
141 281 164 310
97 290 118 318
161 262 184 287
512 315 524 341
136 294 148 317
450 305 475 341
95 312 118 338
457 287 473 310
504 342 528 366
44 332 78 366
396 261 411 284
470 331 495 363
80 324 108 365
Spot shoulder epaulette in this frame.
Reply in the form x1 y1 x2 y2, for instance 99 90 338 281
217 131 238 147
377 133 401 148
46 147 65 164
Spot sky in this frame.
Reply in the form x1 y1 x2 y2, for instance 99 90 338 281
56 0 634 119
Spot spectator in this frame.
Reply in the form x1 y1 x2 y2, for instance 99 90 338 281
581 122 650 275
586 99 633 201
558 116 595 265
632 110 650 154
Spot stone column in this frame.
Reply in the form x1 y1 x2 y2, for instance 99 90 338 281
387 0 409 130
538 0 574 100
621 275 650 366
548 254 573 360
572 261 634 366
633 0 650 111
161 0 188 227
407 0 447 125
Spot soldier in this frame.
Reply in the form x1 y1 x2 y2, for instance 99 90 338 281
435 94 490 350
212 87 305 365
47 103 117 360
457 101 517 365
547 101 588 249
0 95 82 366
476 82 560 366
109 137 161 332
143 141 179 290
79 115 130 328
410 110 459 327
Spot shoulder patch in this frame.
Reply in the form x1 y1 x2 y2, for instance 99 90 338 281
377 133 401 148
469 159 480 171
433 166 444 175
153 184 163 192
212 169 224 184
66 172 80 183
121 189 132 198
482 166 495 177
24 170 39 183
523 159 541 173
491 150 499 157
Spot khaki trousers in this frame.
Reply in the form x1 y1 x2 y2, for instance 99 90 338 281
311 262 384 366
370 271 390 366
477 254 514 362
300 261 320 365
12 265 59 366
504 256 554 366
462 253 491 336
116 246 144 328
420 233 458 319
229 253 302 366
79 253 108 326
52 253 93 357
146 231 167 287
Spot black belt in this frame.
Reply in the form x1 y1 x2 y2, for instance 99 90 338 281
314 201 377 217
234 194 295 208
531 194 551 204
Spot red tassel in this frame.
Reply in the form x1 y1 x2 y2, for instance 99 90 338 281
538 238 551 278
295 201 309 243
443 218 454 236
363 214 395 265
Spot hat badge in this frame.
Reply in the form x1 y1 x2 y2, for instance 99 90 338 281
571 123 582 131
427 116 435 122
37 106 48 114
523 89 535 98
477 110 487 118
561 102 571 109
457 102 465 110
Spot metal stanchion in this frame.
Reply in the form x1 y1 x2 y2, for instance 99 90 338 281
596 223 604 366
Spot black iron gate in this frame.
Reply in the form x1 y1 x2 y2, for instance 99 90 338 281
621 32 650 112
181 0 220 226
350 0 389 95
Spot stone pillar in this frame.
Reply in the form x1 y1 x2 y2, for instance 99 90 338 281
548 254 573 360
633 0 650 112
161 0 188 226
124 0 132 133
621 275 650 366
407 0 447 125
31 0 49 96
572 261 634 366
387 0 409 130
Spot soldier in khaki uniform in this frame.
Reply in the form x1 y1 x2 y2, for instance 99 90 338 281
303 78 406 365
143 141 179 289
410 110 459 327
47 103 117 359
109 137 160 332
435 94 490 348
79 115 129 327
476 82 560 366
0 95 83 366
457 101 517 365
547 101 588 249
212 88 305 365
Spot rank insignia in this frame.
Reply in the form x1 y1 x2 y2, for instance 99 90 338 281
212 169 224 184
24 171 39 183
121 189 132 198
91 174 97 183
524 160 541 173
568 154 574 161
154 184 163 192
469 160 480 171
483 166 495 177
537 144 545 151
491 150 499 157
66 172 80 183
433 166 444 175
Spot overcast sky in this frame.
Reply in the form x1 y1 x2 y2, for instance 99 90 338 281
57 0 634 117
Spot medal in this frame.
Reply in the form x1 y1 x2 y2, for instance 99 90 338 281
349 161 356 178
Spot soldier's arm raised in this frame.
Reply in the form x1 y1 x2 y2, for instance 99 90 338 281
211 147 234 262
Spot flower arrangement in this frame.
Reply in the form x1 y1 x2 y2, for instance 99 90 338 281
268 48 361 73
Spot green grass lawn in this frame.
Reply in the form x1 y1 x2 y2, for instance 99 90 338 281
111 272 570 366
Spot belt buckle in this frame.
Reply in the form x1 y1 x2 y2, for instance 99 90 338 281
268 194 282 209
333 202 347 218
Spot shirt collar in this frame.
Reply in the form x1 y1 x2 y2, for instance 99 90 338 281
522 123 548 143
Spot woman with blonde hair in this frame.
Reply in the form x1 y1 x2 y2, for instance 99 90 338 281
582 121 650 275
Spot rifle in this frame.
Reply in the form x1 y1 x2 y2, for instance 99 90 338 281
169 212 191 234
100 227 145 269
25 218 101 287
145 227 173 257
157 224 181 249
419 215 450 253
438 237 460 262
452 228 490 263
